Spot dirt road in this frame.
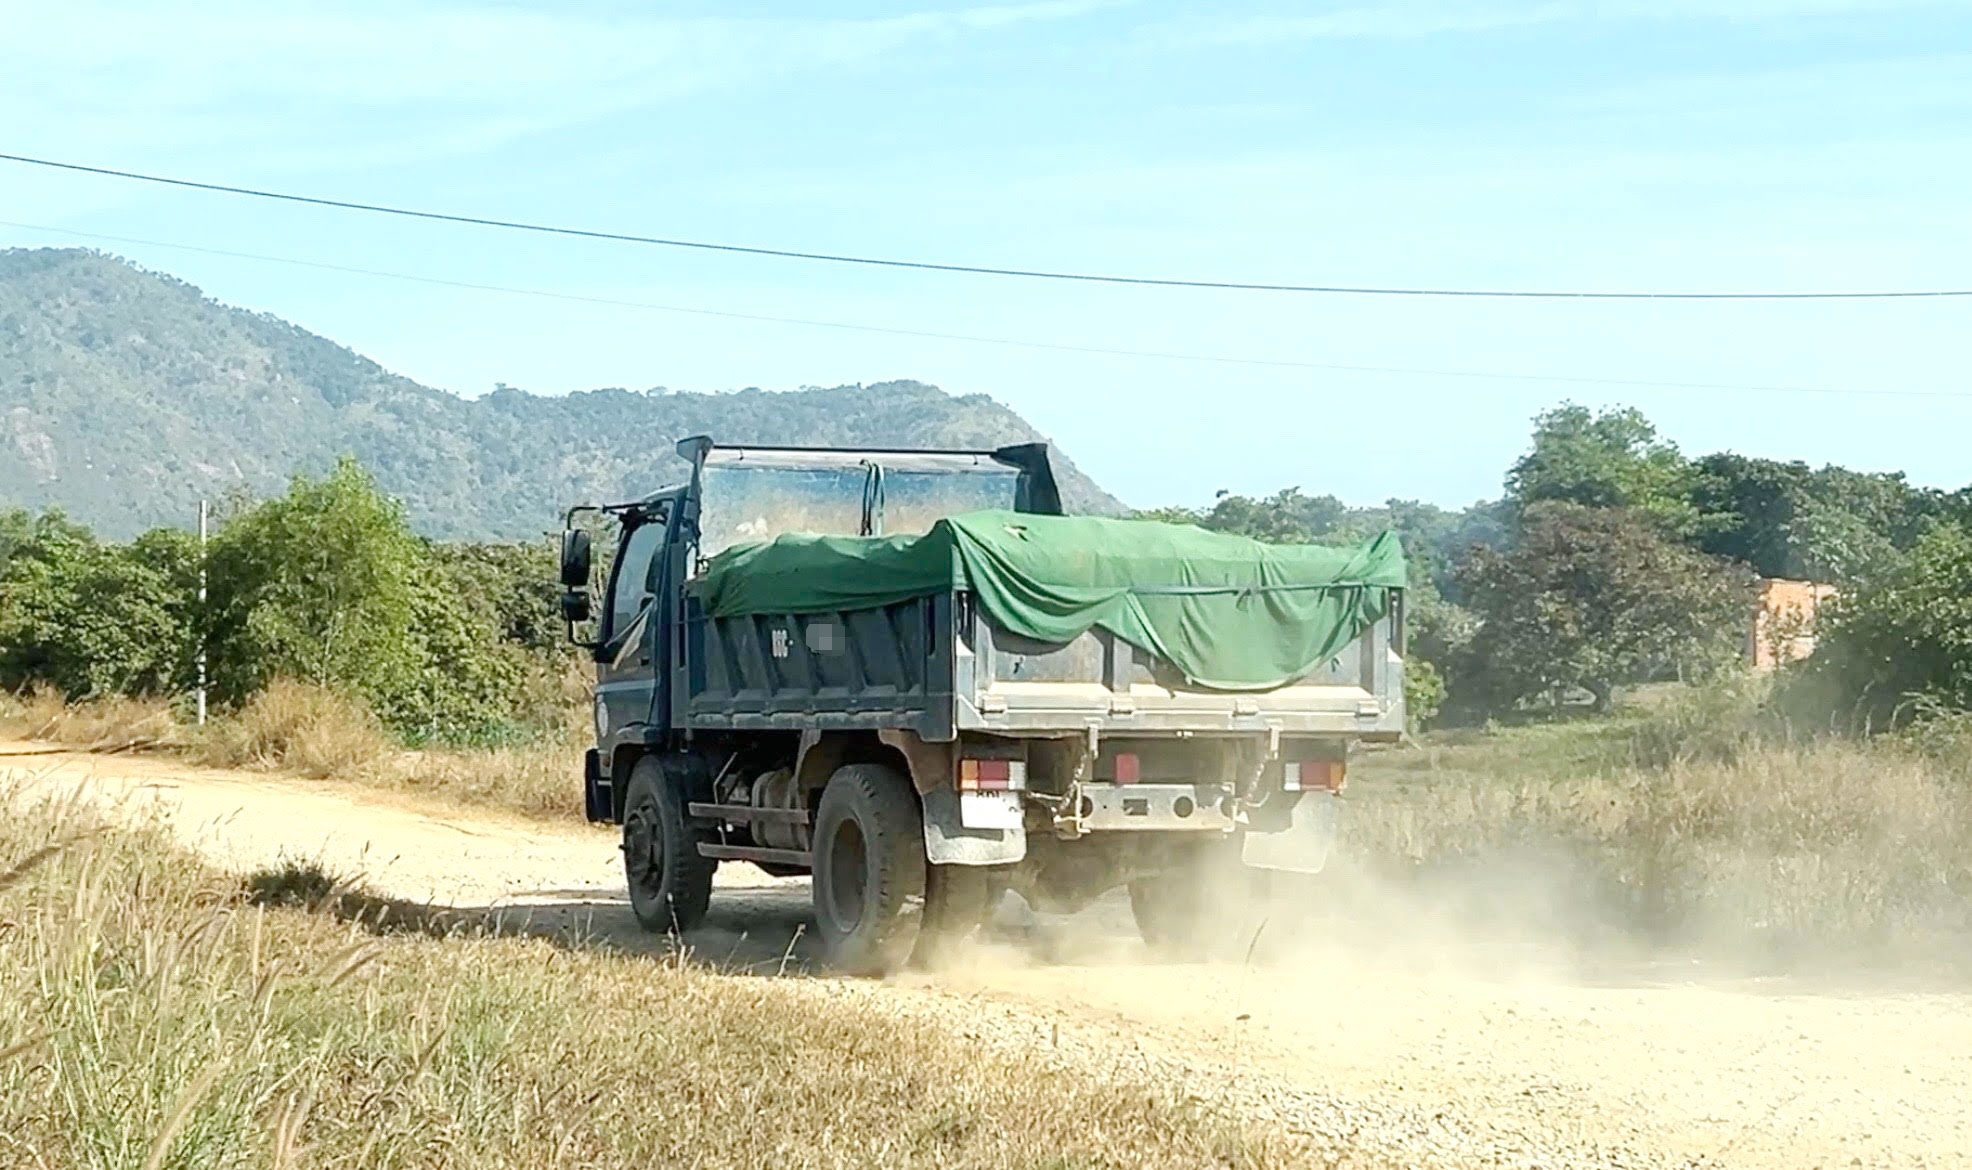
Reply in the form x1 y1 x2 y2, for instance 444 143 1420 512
8 740 1967 1169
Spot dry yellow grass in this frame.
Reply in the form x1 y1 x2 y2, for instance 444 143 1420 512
1 681 586 821
9 684 184 752
0 779 1311 1169
1343 687 1972 957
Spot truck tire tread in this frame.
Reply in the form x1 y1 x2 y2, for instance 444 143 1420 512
621 756 716 934
812 763 926 975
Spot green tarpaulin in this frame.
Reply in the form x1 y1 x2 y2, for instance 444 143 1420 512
693 511 1406 691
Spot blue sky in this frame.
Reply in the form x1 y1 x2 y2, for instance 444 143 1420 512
3 0 1968 509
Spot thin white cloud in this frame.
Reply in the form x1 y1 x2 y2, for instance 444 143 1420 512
1166 0 1961 46
0 1 1116 172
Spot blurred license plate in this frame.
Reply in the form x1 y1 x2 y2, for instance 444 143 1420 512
959 790 1023 830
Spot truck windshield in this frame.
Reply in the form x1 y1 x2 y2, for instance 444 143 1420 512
696 450 1021 561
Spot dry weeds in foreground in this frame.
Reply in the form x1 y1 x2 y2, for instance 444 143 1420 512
0 780 1310 1170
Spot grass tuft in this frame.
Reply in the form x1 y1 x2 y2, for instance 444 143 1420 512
243 857 347 910
199 679 396 779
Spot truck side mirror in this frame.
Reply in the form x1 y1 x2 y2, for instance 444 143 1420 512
560 589 592 624
560 529 593 587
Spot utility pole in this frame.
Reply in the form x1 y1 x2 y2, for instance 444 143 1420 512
197 498 208 727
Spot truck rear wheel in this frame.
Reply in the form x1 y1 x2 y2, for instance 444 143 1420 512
621 756 715 935
1128 840 1267 959
812 764 926 975
1127 873 1201 954
911 863 1008 968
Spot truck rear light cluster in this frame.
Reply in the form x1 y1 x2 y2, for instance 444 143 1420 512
1112 752 1140 784
959 758 1027 791
1284 760 1345 793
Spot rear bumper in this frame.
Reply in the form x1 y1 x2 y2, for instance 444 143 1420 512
1070 782 1239 832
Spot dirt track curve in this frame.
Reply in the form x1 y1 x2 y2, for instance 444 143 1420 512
7 740 1968 1170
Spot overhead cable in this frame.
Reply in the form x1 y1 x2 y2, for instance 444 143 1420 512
6 218 1965 400
4 152 1969 301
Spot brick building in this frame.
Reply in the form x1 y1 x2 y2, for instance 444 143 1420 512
1748 578 1838 670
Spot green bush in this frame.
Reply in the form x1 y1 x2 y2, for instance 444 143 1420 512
2 463 570 742
0 512 198 697
1791 522 1972 728
202 459 535 738
1402 657 1446 729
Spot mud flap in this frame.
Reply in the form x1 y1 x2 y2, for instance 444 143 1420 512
921 786 1027 866
582 749 611 823
1240 791 1340 874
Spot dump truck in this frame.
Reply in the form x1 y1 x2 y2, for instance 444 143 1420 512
560 437 1406 973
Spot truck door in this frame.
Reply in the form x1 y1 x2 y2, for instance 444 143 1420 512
596 511 670 740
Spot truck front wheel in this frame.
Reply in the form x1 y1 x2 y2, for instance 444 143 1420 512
621 756 715 934
812 764 926 975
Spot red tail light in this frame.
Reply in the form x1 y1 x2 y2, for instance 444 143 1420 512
1113 753 1140 784
1284 760 1345 792
959 758 1027 791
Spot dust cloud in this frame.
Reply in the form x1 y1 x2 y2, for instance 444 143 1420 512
898 809 1972 1168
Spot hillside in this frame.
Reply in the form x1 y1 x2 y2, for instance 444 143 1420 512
0 248 1119 539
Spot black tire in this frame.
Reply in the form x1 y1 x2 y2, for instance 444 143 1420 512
1127 872 1201 954
1128 840 1268 960
621 756 715 934
812 764 926 975
911 863 1008 968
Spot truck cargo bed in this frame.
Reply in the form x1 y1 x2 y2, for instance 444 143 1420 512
680 590 1404 740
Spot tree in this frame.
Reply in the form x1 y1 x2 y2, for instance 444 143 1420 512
205 459 427 705
0 514 197 697
1506 404 1699 535
1199 488 1349 544
203 458 520 735
0 508 37 570
1795 522 1972 725
430 540 564 656
1693 453 1947 582
1455 503 1750 712
1691 453 1814 578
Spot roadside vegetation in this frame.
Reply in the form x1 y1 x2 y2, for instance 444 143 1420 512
1340 685 1972 960
1151 405 1972 960
0 786 1307 1170
7 401 1972 960
0 680 587 820
1 458 593 819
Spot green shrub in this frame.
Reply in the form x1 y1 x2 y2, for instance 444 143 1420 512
0 512 197 698
205 459 532 737
1792 522 1972 729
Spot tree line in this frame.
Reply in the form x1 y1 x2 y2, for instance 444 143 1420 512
1150 403 1972 726
0 458 566 743
5 405 1971 737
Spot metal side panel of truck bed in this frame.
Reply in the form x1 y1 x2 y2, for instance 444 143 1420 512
680 590 1405 740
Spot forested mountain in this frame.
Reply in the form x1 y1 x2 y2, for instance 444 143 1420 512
0 248 1119 538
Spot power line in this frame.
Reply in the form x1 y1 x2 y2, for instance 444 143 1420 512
8 218 1967 400
5 151 1969 301
6 219 1966 398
